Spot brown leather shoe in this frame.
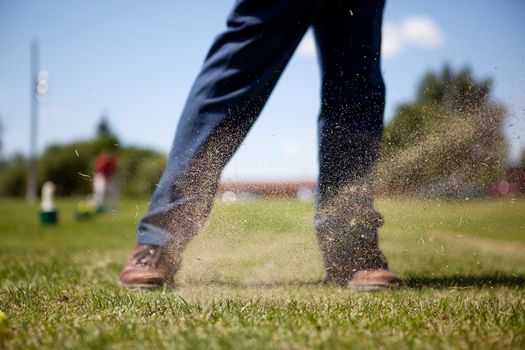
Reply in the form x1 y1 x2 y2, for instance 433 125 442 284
319 233 402 289
119 244 179 289
346 269 402 290
321 237 387 284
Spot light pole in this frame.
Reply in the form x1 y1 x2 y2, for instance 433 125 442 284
26 39 48 202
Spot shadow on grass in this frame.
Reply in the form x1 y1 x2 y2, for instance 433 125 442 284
405 274 525 289
182 274 525 289
182 279 325 289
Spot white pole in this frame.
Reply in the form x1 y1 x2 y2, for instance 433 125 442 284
27 39 39 202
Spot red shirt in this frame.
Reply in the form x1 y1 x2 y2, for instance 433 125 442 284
95 153 118 178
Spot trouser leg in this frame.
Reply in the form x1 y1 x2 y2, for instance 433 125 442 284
137 0 322 251
312 0 387 282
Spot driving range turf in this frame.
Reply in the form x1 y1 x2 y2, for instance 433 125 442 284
1 197 524 349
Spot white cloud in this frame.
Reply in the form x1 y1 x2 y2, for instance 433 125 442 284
297 30 316 59
297 16 444 60
381 22 405 57
402 16 444 48
382 16 444 58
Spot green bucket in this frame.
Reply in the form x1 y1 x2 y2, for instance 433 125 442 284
40 210 58 225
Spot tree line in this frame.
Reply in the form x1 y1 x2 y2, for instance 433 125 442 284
377 64 509 196
0 64 518 198
0 119 166 197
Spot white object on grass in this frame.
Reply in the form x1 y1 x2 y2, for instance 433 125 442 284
41 181 56 212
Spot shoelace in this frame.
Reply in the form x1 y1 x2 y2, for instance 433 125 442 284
134 247 162 267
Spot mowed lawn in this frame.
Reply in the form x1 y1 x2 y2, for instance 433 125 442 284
0 197 524 349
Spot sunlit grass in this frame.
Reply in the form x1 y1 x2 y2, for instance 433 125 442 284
1 197 524 349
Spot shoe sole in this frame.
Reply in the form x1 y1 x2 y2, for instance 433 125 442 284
346 281 401 291
120 282 172 291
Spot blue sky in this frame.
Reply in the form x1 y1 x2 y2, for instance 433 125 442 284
1 0 524 181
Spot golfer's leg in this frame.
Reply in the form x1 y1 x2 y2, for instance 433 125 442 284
313 0 387 282
137 0 321 252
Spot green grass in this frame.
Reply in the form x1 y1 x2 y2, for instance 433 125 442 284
1 197 524 349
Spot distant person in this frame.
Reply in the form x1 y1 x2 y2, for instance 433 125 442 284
93 151 118 211
120 0 402 290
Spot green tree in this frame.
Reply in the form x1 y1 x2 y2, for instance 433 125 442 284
378 65 508 196
0 154 27 197
0 117 166 198
38 141 96 196
118 147 166 197
94 115 119 151
37 117 121 196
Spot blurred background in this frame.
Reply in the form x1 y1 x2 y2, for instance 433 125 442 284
0 0 524 200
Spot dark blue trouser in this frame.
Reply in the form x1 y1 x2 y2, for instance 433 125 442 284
137 0 386 254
